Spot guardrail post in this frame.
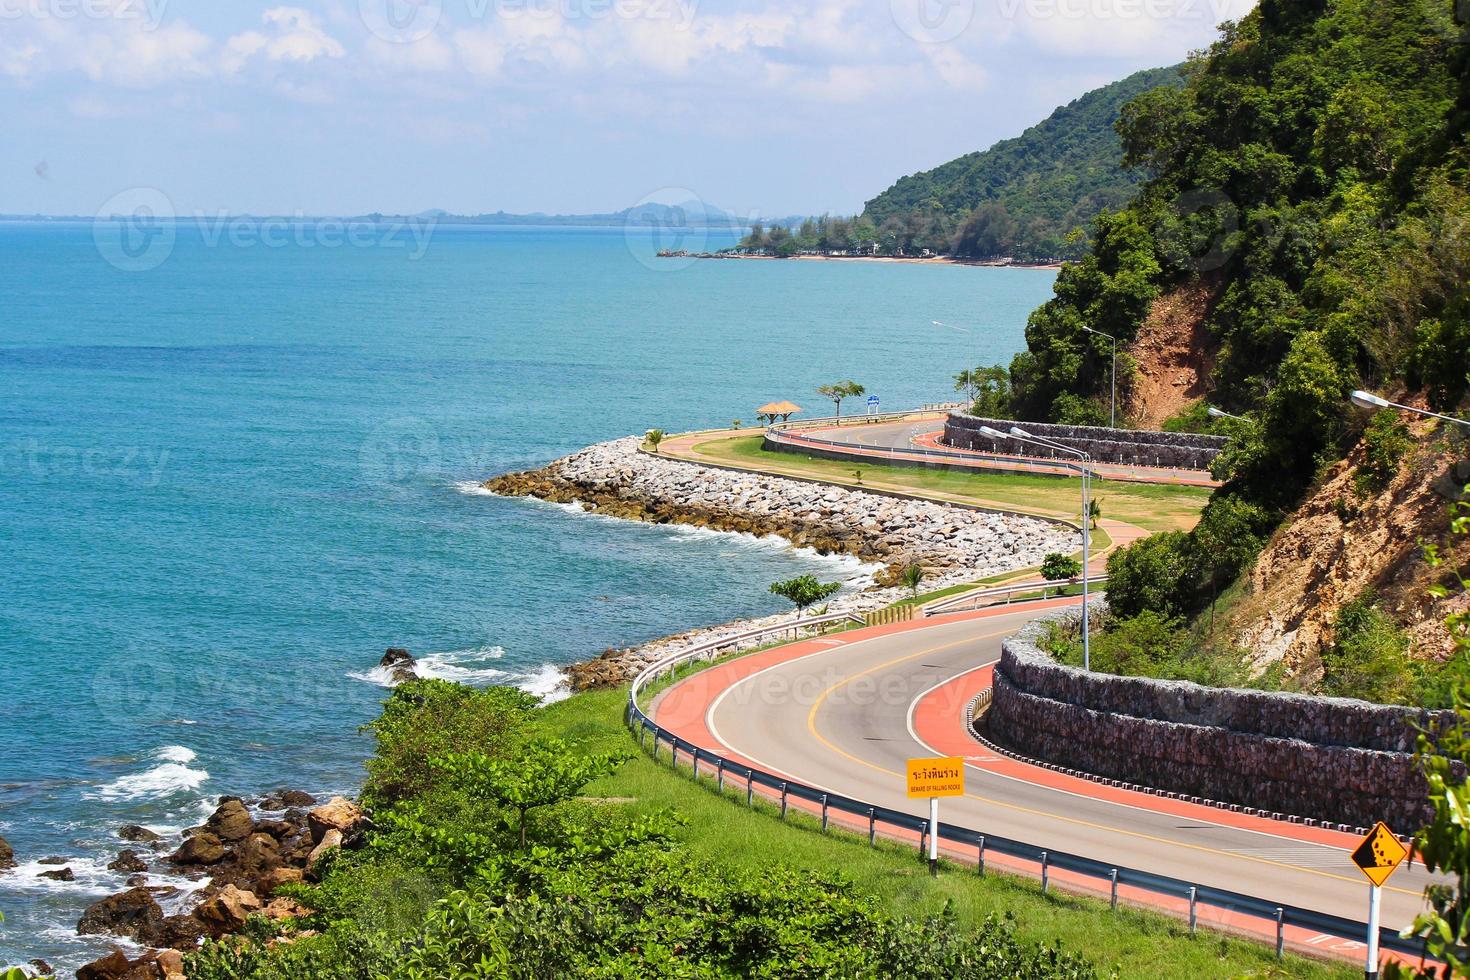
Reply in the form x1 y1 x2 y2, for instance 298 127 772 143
716 759 724 793
1040 851 1049 893
977 836 985 876
1109 869 1118 910
638 725 646 749
919 822 928 858
868 808 876 846
652 735 659 761
1275 908 1284 959
746 770 754 807
1188 887 1197 936
779 782 788 819
820 794 829 832
671 744 678 770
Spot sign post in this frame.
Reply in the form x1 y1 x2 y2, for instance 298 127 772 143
1350 821 1408 980
906 756 964 876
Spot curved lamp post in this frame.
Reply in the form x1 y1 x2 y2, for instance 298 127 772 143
979 424 1093 670
1350 390 1470 430
1082 326 1119 429
1206 406 1248 422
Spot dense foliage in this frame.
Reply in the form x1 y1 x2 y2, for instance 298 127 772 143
186 679 1102 979
862 67 1184 262
1011 0 1468 488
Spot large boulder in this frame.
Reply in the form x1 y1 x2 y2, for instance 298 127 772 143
38 867 74 882
0 834 13 870
306 797 365 845
108 850 147 874
195 884 262 936
77 887 165 944
306 829 341 875
255 866 303 898
118 825 162 845
259 789 315 810
204 799 255 842
157 913 207 950
170 832 227 865
379 648 418 684
75 950 131 980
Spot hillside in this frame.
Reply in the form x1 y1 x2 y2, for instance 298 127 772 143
1007 0 1470 696
861 65 1184 262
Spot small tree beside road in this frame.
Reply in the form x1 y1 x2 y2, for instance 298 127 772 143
770 575 842 617
899 563 925 598
1041 553 1083 582
644 429 665 453
817 381 865 419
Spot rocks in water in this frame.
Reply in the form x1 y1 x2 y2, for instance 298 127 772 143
0 835 14 871
118 825 162 845
38 867 74 882
157 913 207 950
379 648 419 684
108 850 147 874
171 832 228 865
204 798 255 842
259 789 315 810
196 884 262 936
77 887 165 944
37 856 67 865
27 959 53 977
307 797 365 844
77 948 179 980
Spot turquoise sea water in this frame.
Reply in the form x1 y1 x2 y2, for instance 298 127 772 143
0 221 1055 968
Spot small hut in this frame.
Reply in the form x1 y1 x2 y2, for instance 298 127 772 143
756 401 802 425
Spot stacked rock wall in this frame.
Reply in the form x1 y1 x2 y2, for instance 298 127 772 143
985 612 1451 830
945 412 1228 470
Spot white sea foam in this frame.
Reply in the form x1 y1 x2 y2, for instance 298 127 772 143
514 663 571 703
453 480 496 497
155 745 196 764
86 759 209 803
414 645 509 684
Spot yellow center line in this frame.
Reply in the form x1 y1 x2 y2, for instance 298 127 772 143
800 632 1421 898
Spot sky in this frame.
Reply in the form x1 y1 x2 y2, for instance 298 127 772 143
2 0 1258 217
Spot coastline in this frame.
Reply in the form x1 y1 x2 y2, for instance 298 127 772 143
659 251 1064 271
482 435 1074 687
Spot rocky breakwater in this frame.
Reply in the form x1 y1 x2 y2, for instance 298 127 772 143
70 793 369 980
484 436 1074 687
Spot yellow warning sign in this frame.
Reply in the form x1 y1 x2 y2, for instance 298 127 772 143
1351 821 1408 887
906 757 965 799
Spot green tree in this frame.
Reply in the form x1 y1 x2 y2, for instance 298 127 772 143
435 739 626 848
1041 553 1083 581
770 575 842 616
644 428 665 453
1105 530 1193 619
817 380 865 419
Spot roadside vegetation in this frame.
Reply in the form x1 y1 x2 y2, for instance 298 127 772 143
686 433 1208 536
181 674 1357 980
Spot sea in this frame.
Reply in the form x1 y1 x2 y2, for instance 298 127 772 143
0 219 1056 969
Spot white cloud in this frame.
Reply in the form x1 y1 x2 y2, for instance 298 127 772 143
222 7 345 73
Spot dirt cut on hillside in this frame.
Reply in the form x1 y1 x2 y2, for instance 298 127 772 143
1125 275 1223 428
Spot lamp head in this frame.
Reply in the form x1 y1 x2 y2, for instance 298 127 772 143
1008 426 1033 439
978 426 1007 439
1206 406 1228 419
1351 390 1391 411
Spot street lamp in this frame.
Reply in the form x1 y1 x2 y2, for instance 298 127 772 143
980 424 1093 670
1206 406 1247 422
1350 390 1470 430
1082 326 1119 429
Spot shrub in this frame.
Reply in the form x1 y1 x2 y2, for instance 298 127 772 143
1040 553 1083 581
1104 531 1193 619
362 680 540 807
1354 409 1412 495
1319 593 1416 704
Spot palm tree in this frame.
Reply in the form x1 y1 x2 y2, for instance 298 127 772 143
817 380 865 419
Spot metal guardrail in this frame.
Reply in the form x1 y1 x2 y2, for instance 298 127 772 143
921 578 1108 617
766 417 1213 484
624 611 1429 963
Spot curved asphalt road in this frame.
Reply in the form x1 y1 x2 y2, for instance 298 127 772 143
655 605 1433 936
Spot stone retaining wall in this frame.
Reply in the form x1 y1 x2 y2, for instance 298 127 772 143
945 413 1228 471
984 611 1451 830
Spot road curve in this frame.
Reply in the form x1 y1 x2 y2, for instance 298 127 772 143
650 604 1433 952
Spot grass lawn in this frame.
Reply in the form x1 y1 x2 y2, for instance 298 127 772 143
538 683 1355 980
685 434 1210 535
